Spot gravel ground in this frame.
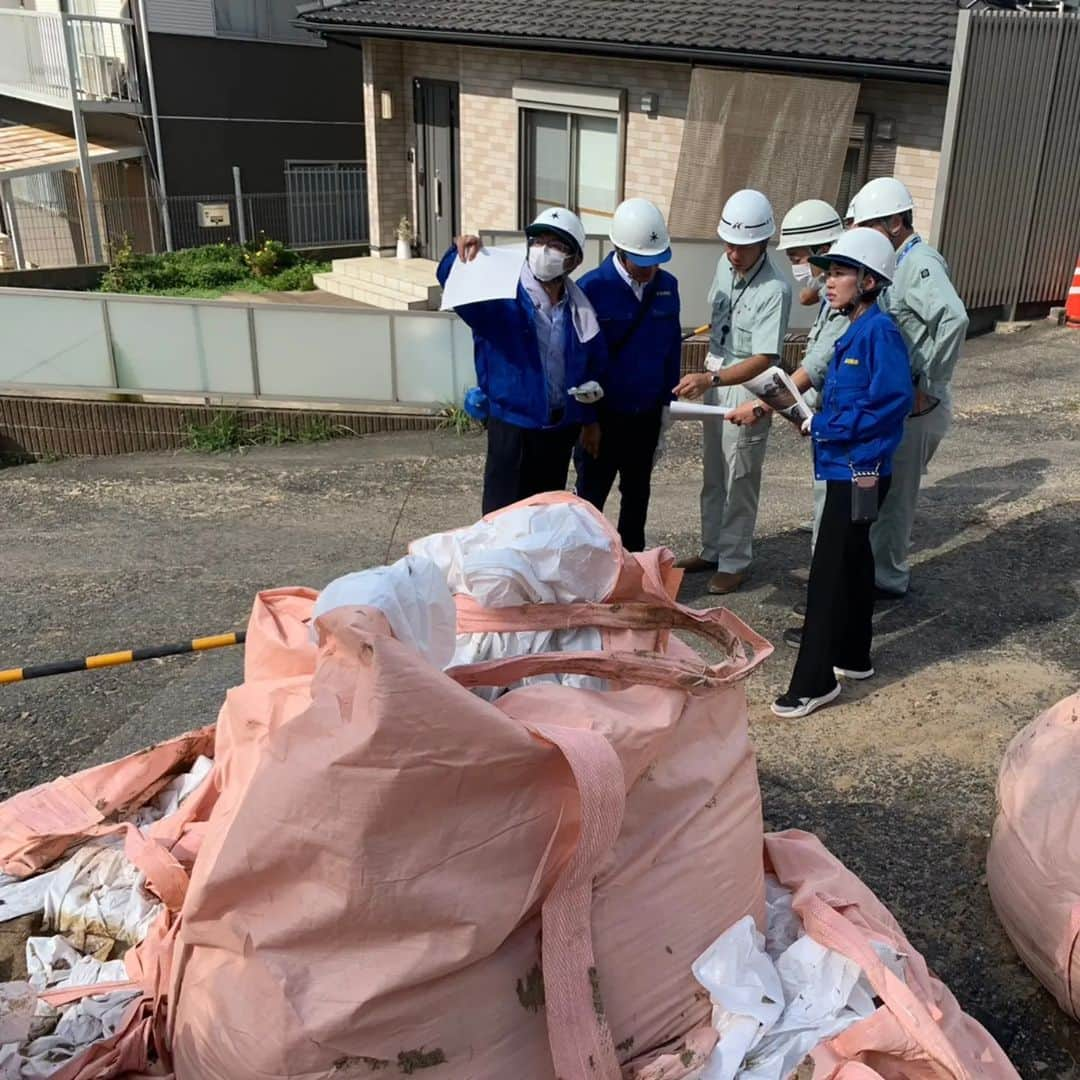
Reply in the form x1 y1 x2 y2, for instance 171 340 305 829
1 319 1078 1074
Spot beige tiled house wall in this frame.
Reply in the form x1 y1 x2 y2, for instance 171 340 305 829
365 39 690 240
360 37 946 246
856 80 948 237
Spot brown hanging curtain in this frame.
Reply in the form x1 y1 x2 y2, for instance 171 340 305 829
668 67 859 238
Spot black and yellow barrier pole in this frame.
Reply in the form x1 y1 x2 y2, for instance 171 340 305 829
681 323 711 342
0 631 246 686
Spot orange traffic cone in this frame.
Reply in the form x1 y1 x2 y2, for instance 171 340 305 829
1066 257 1080 327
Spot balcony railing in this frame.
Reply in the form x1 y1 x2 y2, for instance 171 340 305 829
0 9 141 110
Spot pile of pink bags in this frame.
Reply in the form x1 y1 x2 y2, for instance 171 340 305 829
987 690 1080 1021
0 496 1021 1079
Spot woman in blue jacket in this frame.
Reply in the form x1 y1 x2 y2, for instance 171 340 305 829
772 228 913 719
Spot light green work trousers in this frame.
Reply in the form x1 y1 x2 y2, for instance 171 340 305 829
699 384 772 574
870 401 953 594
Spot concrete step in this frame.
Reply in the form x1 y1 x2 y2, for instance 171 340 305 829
330 257 441 305
313 272 432 311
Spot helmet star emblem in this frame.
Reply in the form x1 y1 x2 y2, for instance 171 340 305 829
649 231 659 241
551 211 559 218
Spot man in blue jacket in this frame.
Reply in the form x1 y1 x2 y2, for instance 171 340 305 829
437 207 607 515
574 199 682 551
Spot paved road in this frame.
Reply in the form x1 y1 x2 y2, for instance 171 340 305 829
1 319 1078 1073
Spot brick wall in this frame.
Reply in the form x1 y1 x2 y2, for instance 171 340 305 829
361 38 945 243
856 81 948 237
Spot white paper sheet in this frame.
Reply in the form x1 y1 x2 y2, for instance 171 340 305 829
669 401 733 420
439 246 525 310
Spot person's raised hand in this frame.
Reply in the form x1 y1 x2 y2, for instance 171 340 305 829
455 235 483 262
672 372 713 400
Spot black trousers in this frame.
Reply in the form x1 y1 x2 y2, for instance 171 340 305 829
573 406 663 552
482 417 580 515
788 476 892 698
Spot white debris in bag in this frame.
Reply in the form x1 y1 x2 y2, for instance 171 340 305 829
694 880 907 1080
0 873 59 927
25 936 127 993
2 989 140 1079
412 503 618 699
412 502 619 604
763 874 802 961
692 917 784 1080
43 844 160 954
314 555 457 669
130 754 213 832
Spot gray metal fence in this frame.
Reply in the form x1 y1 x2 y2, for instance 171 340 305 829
2 164 370 269
932 7 1080 314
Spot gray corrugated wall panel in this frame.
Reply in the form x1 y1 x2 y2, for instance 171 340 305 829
1023 16 1080 303
939 10 1080 309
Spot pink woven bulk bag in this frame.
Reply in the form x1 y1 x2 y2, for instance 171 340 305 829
169 495 772 1079
987 690 1080 1019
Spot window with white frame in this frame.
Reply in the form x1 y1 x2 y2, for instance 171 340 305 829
213 0 319 46
514 81 623 235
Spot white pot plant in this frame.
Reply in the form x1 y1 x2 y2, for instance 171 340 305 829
395 216 414 260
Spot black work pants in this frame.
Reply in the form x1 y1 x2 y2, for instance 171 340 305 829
788 476 892 698
482 417 580 515
573 406 663 552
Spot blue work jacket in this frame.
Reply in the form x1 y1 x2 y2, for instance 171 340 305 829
577 254 682 415
436 247 606 430
810 305 914 480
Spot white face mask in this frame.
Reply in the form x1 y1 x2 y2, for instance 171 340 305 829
792 262 817 286
528 244 570 283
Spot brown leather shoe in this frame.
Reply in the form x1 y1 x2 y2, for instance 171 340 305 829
675 555 718 573
707 570 749 595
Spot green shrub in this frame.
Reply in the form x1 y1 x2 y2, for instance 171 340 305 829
99 239 323 298
265 261 323 291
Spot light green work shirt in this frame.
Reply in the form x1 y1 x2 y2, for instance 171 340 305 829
800 298 850 392
882 235 969 403
706 253 792 367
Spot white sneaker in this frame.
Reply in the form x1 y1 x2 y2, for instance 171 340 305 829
833 666 875 680
770 683 841 719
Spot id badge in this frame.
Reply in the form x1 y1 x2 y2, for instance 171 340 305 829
851 472 880 524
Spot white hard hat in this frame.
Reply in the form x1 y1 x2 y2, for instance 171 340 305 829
717 189 775 245
777 199 844 251
526 206 586 255
609 198 671 265
810 227 896 284
849 177 914 226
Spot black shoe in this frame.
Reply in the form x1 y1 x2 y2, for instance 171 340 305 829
782 627 803 649
874 586 907 603
771 683 841 718
792 601 807 617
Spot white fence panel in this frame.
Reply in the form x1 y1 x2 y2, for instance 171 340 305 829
0 292 112 387
0 288 476 407
393 314 462 405
253 308 394 401
108 300 254 394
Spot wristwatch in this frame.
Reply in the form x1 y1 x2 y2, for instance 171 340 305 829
710 373 723 387
752 404 766 420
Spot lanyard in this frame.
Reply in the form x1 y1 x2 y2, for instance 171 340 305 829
896 235 921 267
718 256 766 348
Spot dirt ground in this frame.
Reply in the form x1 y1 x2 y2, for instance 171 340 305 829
1 319 1078 1074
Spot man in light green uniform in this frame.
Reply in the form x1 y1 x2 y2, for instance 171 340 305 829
849 177 969 597
673 189 791 595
